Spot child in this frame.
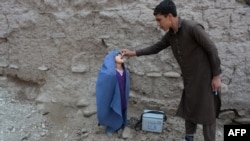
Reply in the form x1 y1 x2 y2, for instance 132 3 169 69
95 49 130 134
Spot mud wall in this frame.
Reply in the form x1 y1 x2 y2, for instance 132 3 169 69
0 0 250 116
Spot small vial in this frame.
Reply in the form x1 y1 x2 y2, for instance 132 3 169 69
214 91 218 96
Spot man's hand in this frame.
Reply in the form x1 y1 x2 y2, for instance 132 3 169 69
121 49 136 57
212 75 221 92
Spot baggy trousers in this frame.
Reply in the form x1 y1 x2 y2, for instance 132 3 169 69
185 120 216 141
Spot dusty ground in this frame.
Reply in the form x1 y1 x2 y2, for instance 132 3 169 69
0 86 224 141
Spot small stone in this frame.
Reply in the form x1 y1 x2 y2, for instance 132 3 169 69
122 127 132 139
219 110 236 119
163 72 181 78
76 99 89 107
64 133 68 138
134 71 145 76
82 132 89 138
71 65 88 73
26 114 32 118
234 117 250 124
81 128 87 133
83 110 96 117
42 123 46 128
38 65 49 71
146 72 162 77
40 132 46 137
9 64 19 69
35 93 51 103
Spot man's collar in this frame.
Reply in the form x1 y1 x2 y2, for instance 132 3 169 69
169 17 182 34
177 17 182 29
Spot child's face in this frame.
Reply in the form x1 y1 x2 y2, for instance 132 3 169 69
115 53 125 64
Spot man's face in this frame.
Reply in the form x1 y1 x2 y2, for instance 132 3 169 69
155 13 171 31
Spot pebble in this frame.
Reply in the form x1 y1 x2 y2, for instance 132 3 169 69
122 127 132 139
76 99 89 107
83 110 96 117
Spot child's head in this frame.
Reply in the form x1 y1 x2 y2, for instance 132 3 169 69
115 52 125 64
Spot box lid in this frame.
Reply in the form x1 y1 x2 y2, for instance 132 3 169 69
143 109 164 119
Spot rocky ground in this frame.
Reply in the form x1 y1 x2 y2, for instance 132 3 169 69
0 85 227 141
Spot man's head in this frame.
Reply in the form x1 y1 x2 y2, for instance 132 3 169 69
153 0 177 31
154 0 177 17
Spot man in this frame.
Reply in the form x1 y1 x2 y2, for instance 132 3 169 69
122 0 222 141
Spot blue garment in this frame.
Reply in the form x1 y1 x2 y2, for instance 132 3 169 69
95 49 130 133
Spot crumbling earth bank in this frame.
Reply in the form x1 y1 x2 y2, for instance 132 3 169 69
0 0 250 141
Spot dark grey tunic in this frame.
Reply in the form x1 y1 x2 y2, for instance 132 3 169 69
136 18 221 124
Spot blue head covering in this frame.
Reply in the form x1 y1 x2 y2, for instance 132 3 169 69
95 49 130 133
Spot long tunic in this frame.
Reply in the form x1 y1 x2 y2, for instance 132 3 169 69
136 17 221 124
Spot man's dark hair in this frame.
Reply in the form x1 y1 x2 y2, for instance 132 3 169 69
153 0 177 17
